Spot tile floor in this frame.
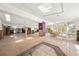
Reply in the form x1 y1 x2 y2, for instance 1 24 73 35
0 33 79 56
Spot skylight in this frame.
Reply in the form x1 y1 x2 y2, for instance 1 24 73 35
38 4 52 13
5 14 11 22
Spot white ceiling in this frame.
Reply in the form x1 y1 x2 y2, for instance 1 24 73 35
0 3 79 28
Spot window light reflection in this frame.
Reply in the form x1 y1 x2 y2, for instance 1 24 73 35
75 44 79 53
26 37 33 40
75 44 79 50
10 35 14 37
15 39 24 43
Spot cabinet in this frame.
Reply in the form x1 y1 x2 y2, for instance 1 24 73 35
77 30 79 41
27 28 31 35
0 30 3 39
0 25 3 39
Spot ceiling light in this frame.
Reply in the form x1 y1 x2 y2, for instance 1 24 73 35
38 4 52 13
5 14 11 22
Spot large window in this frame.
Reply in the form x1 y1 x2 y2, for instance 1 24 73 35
47 22 68 34
67 23 76 39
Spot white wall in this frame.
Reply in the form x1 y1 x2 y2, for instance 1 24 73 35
0 20 2 30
